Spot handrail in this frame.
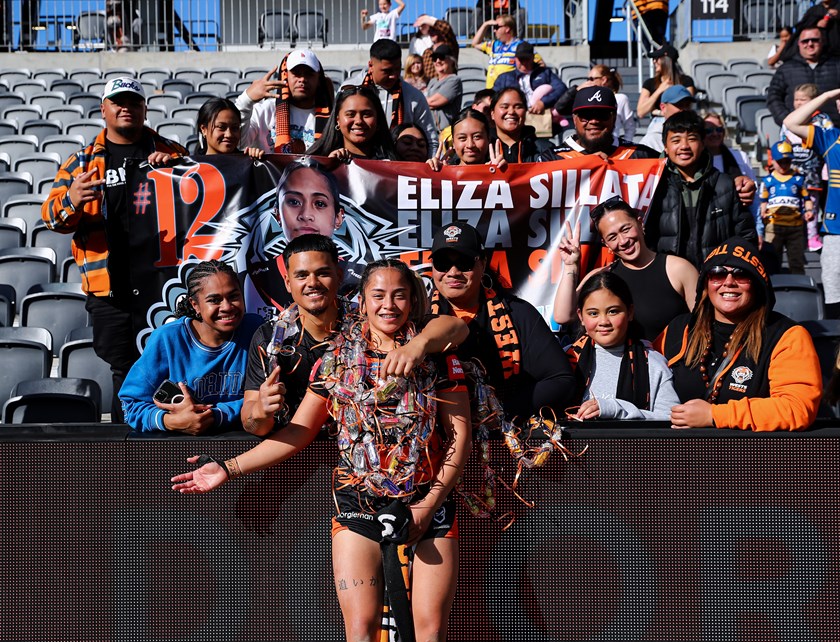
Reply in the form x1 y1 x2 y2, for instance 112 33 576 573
622 0 660 95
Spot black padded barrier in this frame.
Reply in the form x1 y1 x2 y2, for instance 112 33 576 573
1 422 838 641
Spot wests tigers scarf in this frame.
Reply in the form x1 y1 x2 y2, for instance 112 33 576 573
274 54 332 153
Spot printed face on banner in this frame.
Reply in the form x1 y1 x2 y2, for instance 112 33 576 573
129 154 666 351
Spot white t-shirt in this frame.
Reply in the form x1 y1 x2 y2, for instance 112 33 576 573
368 9 400 41
289 105 317 150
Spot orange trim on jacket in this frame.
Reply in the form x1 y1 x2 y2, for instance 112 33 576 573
41 127 185 296
709 324 822 431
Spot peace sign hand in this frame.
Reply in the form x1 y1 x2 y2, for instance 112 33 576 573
488 140 508 170
558 218 582 267
246 66 285 102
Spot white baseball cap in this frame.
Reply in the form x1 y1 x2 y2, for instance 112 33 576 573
285 49 321 72
101 76 146 102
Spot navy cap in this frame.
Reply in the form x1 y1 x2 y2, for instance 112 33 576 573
573 86 617 112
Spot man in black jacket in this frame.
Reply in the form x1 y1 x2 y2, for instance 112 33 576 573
645 112 757 268
767 27 840 126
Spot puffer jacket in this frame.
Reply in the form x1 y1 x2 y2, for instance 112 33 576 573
645 155 757 268
41 127 185 297
767 53 840 126
493 65 568 107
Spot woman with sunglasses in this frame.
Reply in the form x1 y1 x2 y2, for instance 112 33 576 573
429 222 575 419
553 197 698 342
489 86 555 163
659 237 821 431
307 85 397 161
426 45 463 133
637 44 695 119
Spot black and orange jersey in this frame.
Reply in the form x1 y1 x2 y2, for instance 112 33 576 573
553 134 660 161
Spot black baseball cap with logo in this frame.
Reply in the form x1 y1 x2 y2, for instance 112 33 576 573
431 223 485 259
572 86 617 112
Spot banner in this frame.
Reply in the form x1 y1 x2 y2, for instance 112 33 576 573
128 154 665 350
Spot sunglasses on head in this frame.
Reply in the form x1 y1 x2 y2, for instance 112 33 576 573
432 253 478 273
705 126 725 134
706 266 752 285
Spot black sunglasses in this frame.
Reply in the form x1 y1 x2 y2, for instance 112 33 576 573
800 37 821 44
706 266 752 285
705 126 725 134
432 253 479 273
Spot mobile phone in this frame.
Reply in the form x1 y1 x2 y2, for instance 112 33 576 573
153 380 185 405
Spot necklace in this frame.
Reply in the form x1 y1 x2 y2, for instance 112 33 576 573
699 332 733 402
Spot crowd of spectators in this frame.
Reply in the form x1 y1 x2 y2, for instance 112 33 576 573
0 9 832 437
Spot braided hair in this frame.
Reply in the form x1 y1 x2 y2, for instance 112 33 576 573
175 260 239 319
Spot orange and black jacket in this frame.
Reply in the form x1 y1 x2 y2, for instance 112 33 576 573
41 127 186 297
658 312 822 431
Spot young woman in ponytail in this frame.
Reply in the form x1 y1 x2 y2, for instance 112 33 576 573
195 97 264 158
119 260 263 433
567 271 679 420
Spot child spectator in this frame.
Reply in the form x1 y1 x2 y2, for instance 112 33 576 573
780 82 834 251
783 87 840 318
361 0 406 42
566 271 679 421
760 141 814 274
645 111 757 268
403 53 427 92
767 26 793 68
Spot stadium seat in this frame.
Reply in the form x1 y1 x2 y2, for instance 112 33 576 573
29 92 67 111
0 119 17 137
0 283 13 327
771 274 824 321
242 67 267 81
197 79 230 95
50 79 85 98
10 79 47 99
209 67 241 84
323 68 345 87
0 248 56 310
0 325 52 351
184 91 216 106
727 59 762 77
20 290 89 356
0 172 34 200
64 119 104 140
3 377 101 423
736 95 769 134
744 70 774 92
170 106 199 123
0 70 30 84
49 105 88 125
0 92 25 112
68 68 102 84
462 78 489 95
33 69 67 83
2 105 43 127
30 224 72 266
722 85 759 116
138 67 172 85
61 256 80 283
444 7 477 41
756 108 781 146
0 339 51 405
2 195 45 230
157 120 195 143
161 79 195 99
85 80 108 97
294 10 327 47
60 337 113 413
145 106 167 128
0 150 9 172
705 72 740 106
147 92 182 113
102 68 136 80
74 11 107 50
559 64 590 85
458 66 488 82
68 92 102 114
259 10 294 48
691 60 725 88
13 154 61 185
173 68 205 84
0 217 25 249
40 134 85 158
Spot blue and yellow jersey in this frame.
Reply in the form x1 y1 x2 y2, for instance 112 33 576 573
759 171 809 226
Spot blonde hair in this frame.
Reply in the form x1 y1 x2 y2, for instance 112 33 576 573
794 83 818 99
701 110 729 140
404 53 425 82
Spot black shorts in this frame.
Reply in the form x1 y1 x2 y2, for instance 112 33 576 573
330 486 459 542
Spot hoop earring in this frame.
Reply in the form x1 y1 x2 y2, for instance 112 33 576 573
335 124 341 130
481 272 493 289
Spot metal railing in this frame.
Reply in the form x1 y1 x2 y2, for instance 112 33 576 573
0 0 583 52
672 0 818 43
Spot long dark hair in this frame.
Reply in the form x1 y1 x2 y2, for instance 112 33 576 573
195 98 240 154
306 85 397 160
359 259 428 326
451 108 491 164
175 260 240 319
576 271 642 340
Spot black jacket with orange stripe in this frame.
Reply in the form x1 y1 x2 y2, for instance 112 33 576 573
41 127 186 297
659 312 822 431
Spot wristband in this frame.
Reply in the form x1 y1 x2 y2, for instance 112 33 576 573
196 454 242 479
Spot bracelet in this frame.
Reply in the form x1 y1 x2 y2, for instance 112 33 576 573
223 457 243 479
